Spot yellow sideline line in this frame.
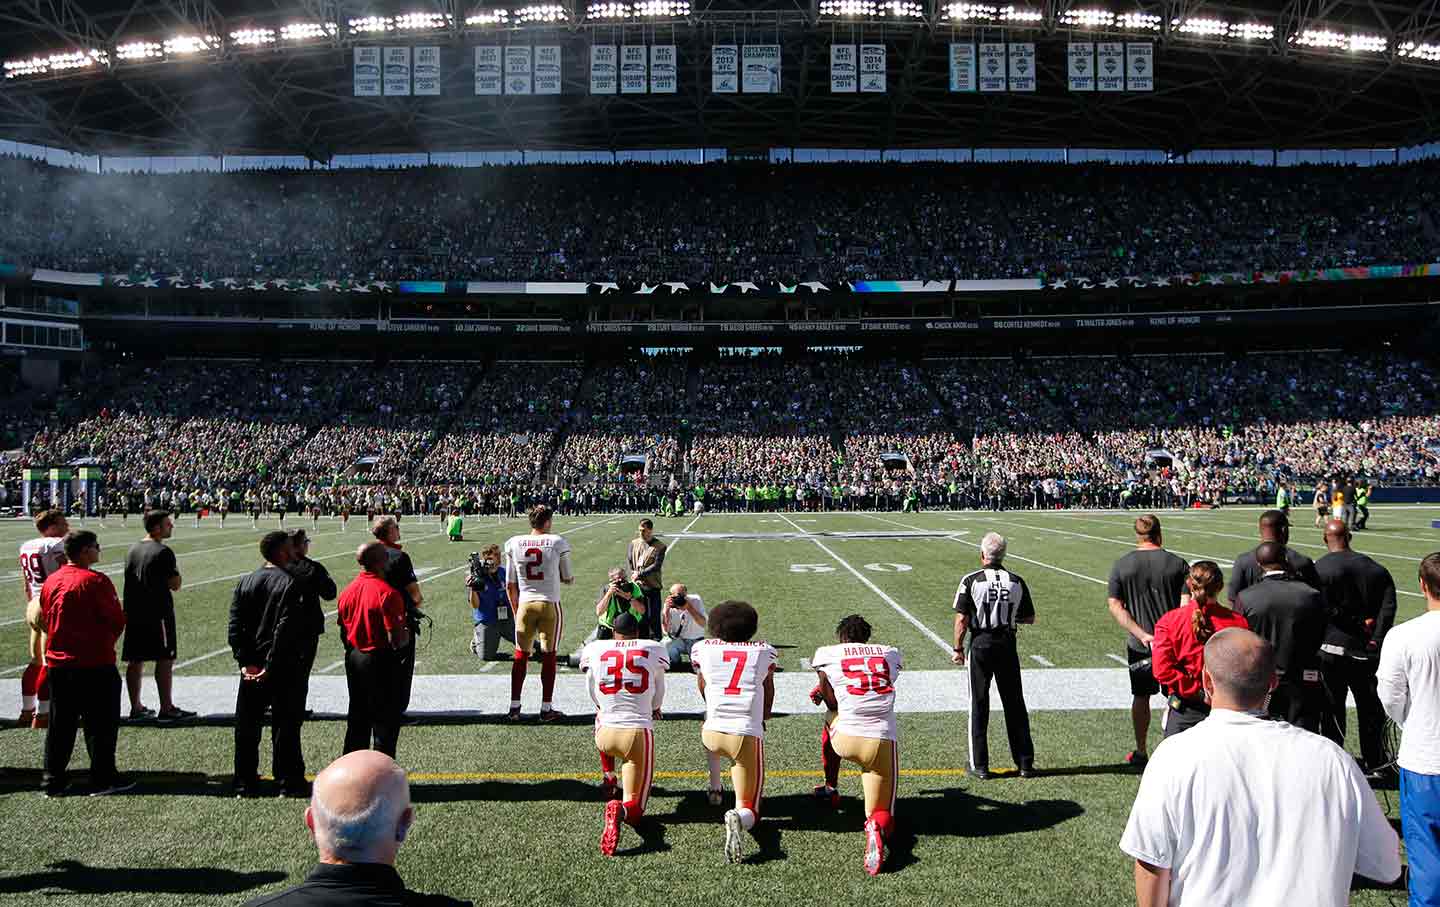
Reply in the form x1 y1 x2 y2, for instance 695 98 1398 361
407 768 973 782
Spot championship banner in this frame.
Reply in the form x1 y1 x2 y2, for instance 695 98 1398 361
948 43 975 92
413 46 441 96
534 45 562 94
1097 42 1124 91
860 44 886 93
712 44 738 93
742 44 781 93
830 44 856 93
1067 42 1094 91
978 42 1006 92
590 45 617 94
354 47 381 96
650 44 677 93
475 46 502 95
505 45 532 95
621 45 647 94
1007 42 1034 92
383 47 411 96
1126 42 1153 91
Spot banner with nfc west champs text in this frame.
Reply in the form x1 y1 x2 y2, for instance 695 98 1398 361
860 44 886 93
534 45 562 95
590 44 617 94
650 45 677 93
383 47 411 96
712 44 738 93
948 43 976 92
354 47 381 96
474 46 502 95
621 45 647 94
742 44 781 93
413 46 441 96
1067 42 1094 91
505 45 532 95
830 44 856 92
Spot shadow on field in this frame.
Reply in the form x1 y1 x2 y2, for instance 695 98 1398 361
410 778 595 803
0 768 258 797
0 860 286 896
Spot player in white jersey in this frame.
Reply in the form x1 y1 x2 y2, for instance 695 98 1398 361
579 612 669 855
810 614 904 876
18 510 69 728
692 600 777 863
503 504 574 722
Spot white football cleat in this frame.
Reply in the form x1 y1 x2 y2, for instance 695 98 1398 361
723 809 745 864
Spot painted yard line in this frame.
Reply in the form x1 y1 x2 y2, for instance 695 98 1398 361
173 647 235 671
775 513 952 655
0 662 29 676
862 513 1110 586
1000 520 1235 568
1030 655 1055 667
317 660 345 674
0 616 28 628
1106 654 1129 665
90 529 352 578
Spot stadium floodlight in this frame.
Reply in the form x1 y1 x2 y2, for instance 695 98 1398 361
819 0 879 16
996 6 1043 23
515 4 569 22
1175 17 1226 37
1116 11 1160 31
633 0 691 16
587 2 632 19
2 48 106 78
393 12 451 30
1400 41 1440 61
115 41 163 60
1059 8 1115 27
1293 28 1386 53
163 35 218 55
230 28 277 46
942 3 997 20
348 15 393 34
465 8 511 25
1227 22 1273 41
279 22 337 41
1347 33 1387 53
877 1 926 18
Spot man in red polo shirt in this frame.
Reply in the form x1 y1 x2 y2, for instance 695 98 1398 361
338 542 411 758
40 530 131 797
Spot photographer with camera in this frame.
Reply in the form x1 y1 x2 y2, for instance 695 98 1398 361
595 568 647 642
467 544 516 661
660 582 706 670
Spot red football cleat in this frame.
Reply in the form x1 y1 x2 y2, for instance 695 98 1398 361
863 819 886 876
600 800 624 856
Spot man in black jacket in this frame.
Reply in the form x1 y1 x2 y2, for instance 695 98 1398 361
241 750 470 907
1315 519 1398 774
1227 510 1321 603
229 531 309 798
1234 541 1328 732
287 529 337 713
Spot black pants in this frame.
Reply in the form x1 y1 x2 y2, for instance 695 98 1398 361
1356 504 1370 529
234 667 306 787
297 635 319 711
397 631 417 713
1162 699 1210 738
1319 652 1388 768
1268 677 1323 733
967 631 1034 770
343 647 407 758
641 588 663 641
45 664 122 792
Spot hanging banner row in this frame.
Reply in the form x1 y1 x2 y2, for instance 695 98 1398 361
945 41 1152 92
354 47 443 96
829 45 886 93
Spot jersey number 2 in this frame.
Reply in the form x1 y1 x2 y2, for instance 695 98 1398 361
598 650 649 695
841 656 893 696
524 547 544 581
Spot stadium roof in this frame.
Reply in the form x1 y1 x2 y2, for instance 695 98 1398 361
1 0 1438 160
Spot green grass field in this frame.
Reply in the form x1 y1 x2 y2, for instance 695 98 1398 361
0 505 1432 905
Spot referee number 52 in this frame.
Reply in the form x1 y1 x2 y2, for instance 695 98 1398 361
841 657 893 696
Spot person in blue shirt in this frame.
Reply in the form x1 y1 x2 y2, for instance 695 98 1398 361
466 545 515 661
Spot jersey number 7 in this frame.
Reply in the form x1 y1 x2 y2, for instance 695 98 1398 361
598 649 650 694
841 656 893 696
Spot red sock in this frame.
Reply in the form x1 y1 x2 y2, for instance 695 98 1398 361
21 662 40 700
510 651 528 703
599 754 616 776
540 653 558 703
622 799 644 826
821 724 841 789
35 664 49 707
870 809 894 838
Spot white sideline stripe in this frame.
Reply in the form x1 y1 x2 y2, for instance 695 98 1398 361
863 513 1109 586
1106 653 1128 665
1030 655 1055 667
776 513 952 655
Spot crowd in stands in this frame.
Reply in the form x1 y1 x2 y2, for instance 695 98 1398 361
3 157 1435 283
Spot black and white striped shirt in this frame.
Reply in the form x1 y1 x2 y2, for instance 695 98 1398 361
953 566 1034 631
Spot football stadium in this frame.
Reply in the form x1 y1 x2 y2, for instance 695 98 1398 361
2 0 1440 904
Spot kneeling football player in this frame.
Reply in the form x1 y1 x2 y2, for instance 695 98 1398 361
580 612 668 855
692 601 777 863
810 614 903 876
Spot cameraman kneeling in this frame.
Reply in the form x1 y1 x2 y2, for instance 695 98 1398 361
661 583 707 670
595 568 647 641
467 545 515 661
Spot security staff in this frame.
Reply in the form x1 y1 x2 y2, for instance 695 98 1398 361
337 543 411 758
371 517 420 713
1228 510 1321 603
1233 541 1328 732
626 519 667 641
229 531 309 798
287 529 337 711
952 532 1036 779
1316 520 1397 774
1354 481 1372 530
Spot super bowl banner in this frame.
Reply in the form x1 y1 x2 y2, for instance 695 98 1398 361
590 45 617 94
383 47 411 96
621 45 647 94
353 47 381 96
413 46 441 96
650 45 677 93
1097 42 1124 91
742 44 781 93
1007 42 1035 92
534 45 562 95
1067 42 1094 91
1126 42 1153 91
978 42 1006 92
860 44 886 93
712 44 738 93
830 44 856 93
505 45 532 95
948 43 975 92
474 46 502 95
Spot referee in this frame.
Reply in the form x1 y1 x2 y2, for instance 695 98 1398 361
952 532 1036 780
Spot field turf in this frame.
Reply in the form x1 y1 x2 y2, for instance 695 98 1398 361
0 505 1433 905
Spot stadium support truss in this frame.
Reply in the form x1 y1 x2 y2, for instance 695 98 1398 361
0 0 1438 157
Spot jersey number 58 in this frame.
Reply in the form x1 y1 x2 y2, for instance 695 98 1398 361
841 656 893 696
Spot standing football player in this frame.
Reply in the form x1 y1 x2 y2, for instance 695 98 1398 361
18 509 68 728
810 614 903 876
580 612 668 855
503 504 574 722
692 600 777 863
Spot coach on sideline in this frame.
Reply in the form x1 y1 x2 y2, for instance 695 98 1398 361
240 750 471 907
40 530 131 797
1121 628 1399 906
337 542 411 759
